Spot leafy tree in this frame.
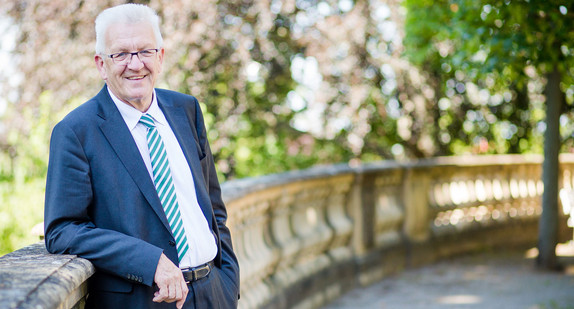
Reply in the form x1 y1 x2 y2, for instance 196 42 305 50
404 0 574 270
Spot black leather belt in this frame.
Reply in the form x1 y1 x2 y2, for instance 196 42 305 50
181 261 214 283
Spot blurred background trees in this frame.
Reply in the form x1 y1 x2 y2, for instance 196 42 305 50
404 0 574 269
0 0 572 258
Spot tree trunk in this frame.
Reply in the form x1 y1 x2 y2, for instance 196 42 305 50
537 68 562 270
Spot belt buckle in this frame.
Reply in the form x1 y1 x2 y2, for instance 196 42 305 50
194 264 211 279
182 262 212 283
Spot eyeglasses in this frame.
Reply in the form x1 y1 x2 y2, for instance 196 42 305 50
107 49 159 65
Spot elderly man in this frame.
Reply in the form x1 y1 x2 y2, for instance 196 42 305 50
44 4 239 308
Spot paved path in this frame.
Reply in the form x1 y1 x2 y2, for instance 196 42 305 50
323 243 574 309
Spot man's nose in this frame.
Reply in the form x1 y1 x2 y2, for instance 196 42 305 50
127 53 145 70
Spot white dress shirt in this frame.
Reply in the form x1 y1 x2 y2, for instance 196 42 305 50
108 88 217 268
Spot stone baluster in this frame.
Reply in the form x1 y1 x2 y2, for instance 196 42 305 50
324 174 355 262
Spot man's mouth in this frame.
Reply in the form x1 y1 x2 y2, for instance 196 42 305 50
126 75 146 80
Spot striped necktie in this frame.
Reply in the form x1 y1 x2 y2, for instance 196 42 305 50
139 113 189 262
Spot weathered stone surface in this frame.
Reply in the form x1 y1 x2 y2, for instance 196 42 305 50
0 242 94 309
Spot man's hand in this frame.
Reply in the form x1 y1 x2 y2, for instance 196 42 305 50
153 253 188 309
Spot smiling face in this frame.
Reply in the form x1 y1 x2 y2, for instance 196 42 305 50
95 21 164 112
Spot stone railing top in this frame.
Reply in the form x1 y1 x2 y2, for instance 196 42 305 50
0 242 94 309
221 163 355 201
220 154 563 202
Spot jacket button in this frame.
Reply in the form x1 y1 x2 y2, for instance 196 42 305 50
169 240 176 247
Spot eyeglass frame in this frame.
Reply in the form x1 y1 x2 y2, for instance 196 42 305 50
106 48 160 65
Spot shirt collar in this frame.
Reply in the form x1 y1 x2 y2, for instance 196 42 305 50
107 88 166 130
145 95 168 126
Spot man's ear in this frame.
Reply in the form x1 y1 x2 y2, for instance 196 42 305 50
94 54 108 80
157 48 165 73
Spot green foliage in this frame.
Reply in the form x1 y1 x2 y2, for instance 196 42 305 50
0 89 54 255
403 0 574 157
449 0 574 77
404 0 574 268
0 178 44 255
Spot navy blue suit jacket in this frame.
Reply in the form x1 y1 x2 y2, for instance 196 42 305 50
44 86 239 307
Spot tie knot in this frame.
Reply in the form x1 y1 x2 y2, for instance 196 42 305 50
139 113 156 129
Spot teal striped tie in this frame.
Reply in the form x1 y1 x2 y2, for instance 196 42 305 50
139 113 189 262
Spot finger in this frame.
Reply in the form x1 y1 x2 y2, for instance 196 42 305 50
173 278 187 308
176 296 186 309
168 282 176 300
153 285 169 303
152 291 163 302
181 280 189 298
173 280 181 301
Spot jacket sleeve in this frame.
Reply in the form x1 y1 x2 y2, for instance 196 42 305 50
44 120 163 287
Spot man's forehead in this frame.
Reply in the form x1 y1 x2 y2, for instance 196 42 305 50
105 22 157 50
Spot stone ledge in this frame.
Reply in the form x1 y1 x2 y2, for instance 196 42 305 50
0 242 94 309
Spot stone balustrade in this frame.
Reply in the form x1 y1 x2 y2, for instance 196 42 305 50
0 243 94 309
1 155 572 309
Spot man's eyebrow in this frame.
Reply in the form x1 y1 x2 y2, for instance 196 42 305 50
110 46 156 53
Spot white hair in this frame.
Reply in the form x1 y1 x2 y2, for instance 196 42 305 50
94 4 163 54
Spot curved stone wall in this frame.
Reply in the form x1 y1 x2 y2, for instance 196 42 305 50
223 155 572 309
0 155 572 309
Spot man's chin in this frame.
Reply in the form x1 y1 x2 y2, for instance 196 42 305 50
119 94 152 111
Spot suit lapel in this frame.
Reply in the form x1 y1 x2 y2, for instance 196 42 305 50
95 86 172 232
157 93 214 228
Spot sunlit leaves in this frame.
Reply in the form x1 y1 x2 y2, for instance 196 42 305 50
404 0 574 156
